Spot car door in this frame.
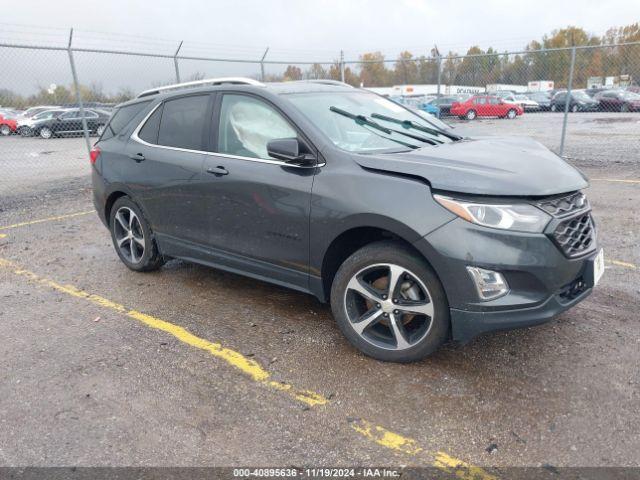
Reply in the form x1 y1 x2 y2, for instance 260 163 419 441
197 92 317 290
125 93 213 244
54 110 80 134
487 96 502 116
474 97 488 116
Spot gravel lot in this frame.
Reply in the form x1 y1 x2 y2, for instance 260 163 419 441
0 111 639 471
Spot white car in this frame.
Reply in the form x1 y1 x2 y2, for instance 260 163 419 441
502 94 540 111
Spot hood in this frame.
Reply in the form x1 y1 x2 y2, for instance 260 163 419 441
353 136 588 197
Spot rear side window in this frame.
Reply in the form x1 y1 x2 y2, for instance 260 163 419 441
157 95 209 150
138 105 163 144
102 101 150 140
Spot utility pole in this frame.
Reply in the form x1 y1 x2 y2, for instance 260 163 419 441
340 50 345 83
434 45 442 97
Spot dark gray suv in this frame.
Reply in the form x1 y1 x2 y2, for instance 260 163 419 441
91 78 604 362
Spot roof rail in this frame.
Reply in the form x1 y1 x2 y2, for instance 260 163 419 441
137 77 264 98
292 79 354 88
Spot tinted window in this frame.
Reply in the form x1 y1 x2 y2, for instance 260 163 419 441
138 105 163 144
61 110 78 119
489 97 500 104
474 97 486 105
217 94 297 160
157 95 209 150
103 101 150 140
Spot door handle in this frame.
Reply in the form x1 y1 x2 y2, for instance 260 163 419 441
128 153 145 162
206 166 229 176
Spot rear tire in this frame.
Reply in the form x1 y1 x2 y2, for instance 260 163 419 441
571 104 579 113
39 127 53 139
551 104 557 112
96 125 106 136
465 109 477 120
109 196 165 272
330 241 450 363
0 125 11 136
621 103 629 112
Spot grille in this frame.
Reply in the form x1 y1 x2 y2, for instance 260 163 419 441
553 213 596 257
537 192 588 217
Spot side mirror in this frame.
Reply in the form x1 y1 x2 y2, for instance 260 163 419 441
267 138 315 166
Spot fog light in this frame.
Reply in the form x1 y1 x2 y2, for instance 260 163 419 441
466 266 509 301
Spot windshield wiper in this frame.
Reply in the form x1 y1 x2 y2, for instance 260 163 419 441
329 106 420 150
371 113 463 141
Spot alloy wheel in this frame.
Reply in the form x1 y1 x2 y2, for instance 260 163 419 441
40 127 52 139
0 125 10 136
96 125 105 136
507 109 516 119
113 207 145 264
343 263 434 351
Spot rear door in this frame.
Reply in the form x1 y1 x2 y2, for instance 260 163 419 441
125 93 213 243
197 92 317 290
474 96 489 116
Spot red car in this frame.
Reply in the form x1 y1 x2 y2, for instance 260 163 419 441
0 114 17 136
450 95 524 120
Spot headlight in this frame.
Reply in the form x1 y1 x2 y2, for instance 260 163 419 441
434 194 551 233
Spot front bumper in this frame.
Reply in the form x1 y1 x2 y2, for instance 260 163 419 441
413 216 599 344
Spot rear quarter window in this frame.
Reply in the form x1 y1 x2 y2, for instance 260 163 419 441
101 101 150 140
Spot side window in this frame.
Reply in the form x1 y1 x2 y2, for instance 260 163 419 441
157 95 209 150
217 94 297 160
474 97 486 105
61 111 76 119
101 101 150 141
489 97 500 105
138 105 163 144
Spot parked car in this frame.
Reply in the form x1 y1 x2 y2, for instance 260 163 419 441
19 109 69 137
550 90 599 112
502 93 540 112
391 95 440 116
33 108 110 138
594 89 640 112
426 95 470 117
0 114 17 136
450 95 524 120
17 105 60 119
92 78 602 362
526 91 552 110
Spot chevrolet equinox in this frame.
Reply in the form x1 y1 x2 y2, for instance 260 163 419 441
92 78 604 362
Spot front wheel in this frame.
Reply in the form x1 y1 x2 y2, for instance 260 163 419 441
551 104 557 112
621 103 629 112
571 104 579 113
39 127 53 139
506 109 517 119
0 125 11 136
465 109 477 120
96 125 106 136
330 241 450 362
109 197 165 272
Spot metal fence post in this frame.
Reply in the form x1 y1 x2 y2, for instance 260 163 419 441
67 28 91 156
436 55 442 97
260 47 269 82
340 50 345 82
174 41 183 83
559 46 576 157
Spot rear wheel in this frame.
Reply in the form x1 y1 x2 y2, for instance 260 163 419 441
621 103 629 112
330 241 450 362
0 125 10 136
506 109 517 119
571 104 579 113
551 104 557 112
39 127 53 139
109 197 165 272
465 109 477 120
19 126 32 137
96 125 106 136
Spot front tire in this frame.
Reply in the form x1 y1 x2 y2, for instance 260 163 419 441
621 103 629 112
0 125 11 136
551 104 557 112
330 241 450 362
506 109 517 119
96 125 106 136
109 197 165 272
571 104 579 113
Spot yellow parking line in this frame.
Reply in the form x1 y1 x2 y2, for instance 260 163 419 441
0 255 493 476
0 257 327 408
591 178 640 184
350 419 497 480
610 260 637 269
0 210 93 231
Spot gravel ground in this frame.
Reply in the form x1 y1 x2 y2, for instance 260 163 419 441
0 111 638 470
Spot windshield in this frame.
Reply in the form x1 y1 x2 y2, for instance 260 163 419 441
34 110 61 120
286 91 454 153
515 95 528 100
622 91 640 100
573 91 591 100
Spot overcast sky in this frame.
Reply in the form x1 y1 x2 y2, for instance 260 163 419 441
2 0 639 61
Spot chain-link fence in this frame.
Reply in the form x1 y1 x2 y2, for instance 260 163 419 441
1 33 639 196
